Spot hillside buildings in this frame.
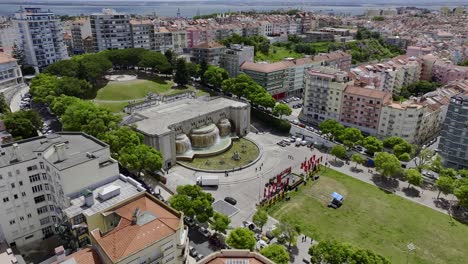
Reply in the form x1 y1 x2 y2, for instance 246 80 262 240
70 18 92 54
190 42 225 66
90 9 132 51
130 19 155 50
12 7 69 70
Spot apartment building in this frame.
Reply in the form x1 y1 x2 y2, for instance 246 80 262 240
285 58 322 97
377 101 425 144
170 30 188 54
191 42 226 66
303 67 353 125
431 59 468 85
154 27 174 53
0 53 23 96
13 7 69 70
130 19 155 50
341 85 392 135
71 18 92 54
0 21 17 54
90 9 132 51
439 92 468 169
55 192 188 264
240 61 289 99
220 44 254 77
314 51 352 72
0 132 118 247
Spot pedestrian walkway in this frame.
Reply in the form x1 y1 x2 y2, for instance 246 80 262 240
322 153 453 215
9 85 29 112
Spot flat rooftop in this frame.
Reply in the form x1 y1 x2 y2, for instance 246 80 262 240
91 193 181 262
126 97 248 136
0 132 110 170
64 175 145 218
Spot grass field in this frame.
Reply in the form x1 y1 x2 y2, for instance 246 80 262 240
95 77 173 101
268 168 468 264
95 101 135 113
255 46 302 62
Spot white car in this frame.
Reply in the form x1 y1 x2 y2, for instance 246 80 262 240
256 240 268 250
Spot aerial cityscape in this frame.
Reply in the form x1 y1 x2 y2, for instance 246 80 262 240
0 1 467 264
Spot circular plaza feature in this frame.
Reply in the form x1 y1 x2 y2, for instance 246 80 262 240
178 138 261 172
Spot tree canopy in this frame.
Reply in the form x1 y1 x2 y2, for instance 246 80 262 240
362 136 383 155
252 209 268 231
400 81 439 98
169 185 215 223
414 148 434 172
319 119 344 140
435 176 454 199
210 212 231 234
404 168 423 188
203 66 229 88
101 127 143 158
330 145 347 161
374 152 402 178
119 144 163 177
226 227 256 250
260 244 290 264
0 93 10 114
455 184 468 208
3 110 42 140
309 240 390 264
351 154 366 168
273 103 292 119
174 58 190 87
339 127 363 148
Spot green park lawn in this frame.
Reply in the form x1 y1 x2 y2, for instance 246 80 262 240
255 46 302 62
268 168 468 264
95 77 173 101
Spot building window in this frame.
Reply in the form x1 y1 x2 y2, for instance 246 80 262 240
19 181 23 186
42 226 53 237
16 169 20 175
9 220 15 225
37 206 48 215
20 216 24 221
73 214 85 224
22 192 26 197
3 197 9 203
32 185 43 193
27 213 32 218
29 174 41 183
11 183 15 188
14 194 18 199
25 234 34 240
49 205 55 212
40 217 50 225
44 183 49 191
34 195 45 204
27 165 38 171
42 173 47 180
40 162 44 169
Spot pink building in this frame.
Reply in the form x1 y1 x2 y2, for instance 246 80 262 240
406 46 433 57
340 85 392 135
432 59 468 85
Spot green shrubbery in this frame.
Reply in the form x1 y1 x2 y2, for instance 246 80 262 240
252 108 291 133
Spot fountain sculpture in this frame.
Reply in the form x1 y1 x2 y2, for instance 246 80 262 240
190 123 220 148
175 134 192 154
217 118 232 137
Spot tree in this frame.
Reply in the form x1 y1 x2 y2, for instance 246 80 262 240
138 51 170 74
30 74 60 103
56 77 94 99
339 127 363 148
309 240 390 264
43 59 80 77
252 209 268 231
186 62 200 78
330 145 346 161
435 176 454 199
398 153 411 162
164 49 175 67
404 168 423 188
226 228 256 250
362 136 383 155
351 154 366 168
0 93 10 114
319 119 344 140
3 110 42 140
203 66 229 88
276 221 300 249
430 154 443 173
210 212 230 234
199 60 209 83
374 152 401 178
169 185 214 223
118 144 163 177
414 148 435 172
50 95 81 116
440 168 457 179
61 100 120 138
273 103 292 119
101 127 143 158
174 58 190 87
383 136 405 149
260 244 290 264
393 141 414 157
455 184 468 208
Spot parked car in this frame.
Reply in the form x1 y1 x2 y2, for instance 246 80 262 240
196 254 204 261
198 226 212 238
184 216 196 227
242 221 256 231
224 196 237 205
189 246 197 257
295 141 301 147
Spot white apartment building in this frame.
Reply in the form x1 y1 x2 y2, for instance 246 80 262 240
154 27 174 53
13 7 69 70
90 9 132 51
302 67 353 124
171 30 188 54
70 18 92 54
0 53 23 95
285 58 321 97
220 44 254 77
378 102 425 144
0 132 119 247
0 21 18 54
130 19 155 50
